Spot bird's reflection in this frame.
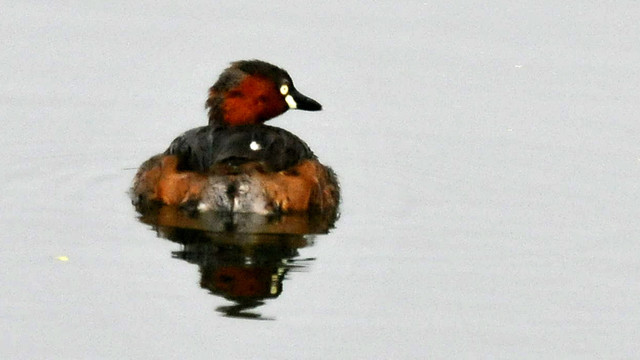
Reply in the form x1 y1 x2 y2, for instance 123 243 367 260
137 205 337 319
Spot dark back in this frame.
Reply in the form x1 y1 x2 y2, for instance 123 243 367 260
166 125 316 172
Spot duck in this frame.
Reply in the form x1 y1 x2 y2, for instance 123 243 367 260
131 60 339 215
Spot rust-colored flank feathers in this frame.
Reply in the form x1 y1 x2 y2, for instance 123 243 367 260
133 155 207 206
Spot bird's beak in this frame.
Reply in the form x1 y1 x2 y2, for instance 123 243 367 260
286 88 322 111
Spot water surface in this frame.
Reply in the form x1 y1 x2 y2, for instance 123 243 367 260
1 1 639 358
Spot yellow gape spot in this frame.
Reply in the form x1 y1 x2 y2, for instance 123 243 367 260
284 94 297 109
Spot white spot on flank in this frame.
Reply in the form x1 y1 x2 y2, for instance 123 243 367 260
197 202 210 212
250 141 262 151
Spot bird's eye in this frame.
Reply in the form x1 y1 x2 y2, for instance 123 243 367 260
280 84 289 95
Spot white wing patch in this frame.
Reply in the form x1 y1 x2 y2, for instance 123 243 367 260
249 141 262 151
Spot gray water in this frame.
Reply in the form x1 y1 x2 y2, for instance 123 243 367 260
2 1 639 358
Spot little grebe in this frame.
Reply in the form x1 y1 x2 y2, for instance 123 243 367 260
131 60 339 215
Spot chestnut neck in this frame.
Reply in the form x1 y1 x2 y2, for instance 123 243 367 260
206 75 288 128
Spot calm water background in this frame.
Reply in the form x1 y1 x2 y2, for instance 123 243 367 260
2 1 639 358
